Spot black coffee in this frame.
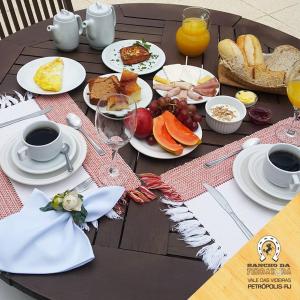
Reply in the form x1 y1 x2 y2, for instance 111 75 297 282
25 127 58 146
269 151 300 172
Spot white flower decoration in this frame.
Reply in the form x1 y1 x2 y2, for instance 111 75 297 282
62 191 83 212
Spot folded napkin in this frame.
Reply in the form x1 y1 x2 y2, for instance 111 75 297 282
0 186 124 274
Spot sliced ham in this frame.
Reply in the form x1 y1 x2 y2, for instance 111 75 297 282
177 89 188 100
166 87 181 97
193 86 217 97
195 78 219 89
187 90 203 100
173 81 192 90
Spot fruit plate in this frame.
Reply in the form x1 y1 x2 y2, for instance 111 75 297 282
101 40 166 75
83 73 153 117
17 57 86 95
130 124 202 159
153 65 219 105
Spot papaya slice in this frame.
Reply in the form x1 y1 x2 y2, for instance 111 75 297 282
153 115 183 155
162 111 201 146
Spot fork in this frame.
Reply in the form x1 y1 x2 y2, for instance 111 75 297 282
70 178 93 193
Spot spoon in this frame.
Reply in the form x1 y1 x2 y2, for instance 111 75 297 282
60 143 73 172
66 113 105 156
204 137 261 168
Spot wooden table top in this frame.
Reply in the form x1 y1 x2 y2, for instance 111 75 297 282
0 3 299 300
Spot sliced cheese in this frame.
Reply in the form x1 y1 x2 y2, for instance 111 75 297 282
163 64 182 82
198 75 212 84
153 75 170 85
180 65 200 85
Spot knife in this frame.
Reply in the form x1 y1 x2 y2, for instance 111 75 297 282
0 106 52 128
203 183 253 240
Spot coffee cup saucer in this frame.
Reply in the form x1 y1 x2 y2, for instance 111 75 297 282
248 150 296 201
11 127 77 175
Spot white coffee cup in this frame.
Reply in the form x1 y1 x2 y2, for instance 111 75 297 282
263 143 300 192
17 121 63 162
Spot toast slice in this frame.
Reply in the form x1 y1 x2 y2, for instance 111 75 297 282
88 75 120 106
120 45 150 65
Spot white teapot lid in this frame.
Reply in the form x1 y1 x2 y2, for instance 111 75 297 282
55 9 75 22
87 1 112 16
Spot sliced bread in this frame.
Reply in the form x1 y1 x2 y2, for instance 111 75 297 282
265 45 300 74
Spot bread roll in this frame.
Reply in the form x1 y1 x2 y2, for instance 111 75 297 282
218 39 244 66
237 34 264 67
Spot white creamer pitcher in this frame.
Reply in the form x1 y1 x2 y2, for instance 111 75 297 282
83 2 116 50
47 9 83 51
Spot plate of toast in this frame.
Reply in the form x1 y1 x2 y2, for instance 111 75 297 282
101 39 166 75
83 70 153 117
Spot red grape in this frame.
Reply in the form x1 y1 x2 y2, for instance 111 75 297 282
146 135 157 145
192 113 202 123
187 104 197 113
190 121 198 131
184 117 193 128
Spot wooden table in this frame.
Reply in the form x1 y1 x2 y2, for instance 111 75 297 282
0 4 299 300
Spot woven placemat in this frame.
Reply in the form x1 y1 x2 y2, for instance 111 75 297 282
161 117 293 201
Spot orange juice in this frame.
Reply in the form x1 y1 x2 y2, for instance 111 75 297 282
176 17 210 57
287 80 300 109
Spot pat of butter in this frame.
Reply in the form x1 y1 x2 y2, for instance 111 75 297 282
163 64 182 82
180 65 200 85
235 90 257 105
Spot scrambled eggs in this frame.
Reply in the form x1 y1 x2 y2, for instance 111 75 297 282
34 58 64 92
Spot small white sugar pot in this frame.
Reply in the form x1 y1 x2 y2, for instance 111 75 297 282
83 2 116 50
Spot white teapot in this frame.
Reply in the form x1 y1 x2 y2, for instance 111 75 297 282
83 2 116 50
47 9 83 52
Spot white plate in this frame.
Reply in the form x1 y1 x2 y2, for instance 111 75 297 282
11 126 77 175
101 40 166 75
248 151 296 201
0 125 87 186
17 57 86 95
83 73 153 117
130 124 202 159
233 144 287 211
153 65 220 104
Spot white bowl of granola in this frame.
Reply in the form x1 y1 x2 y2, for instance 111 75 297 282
205 96 246 134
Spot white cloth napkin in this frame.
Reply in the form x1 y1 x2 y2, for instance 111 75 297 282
184 179 276 260
0 186 124 274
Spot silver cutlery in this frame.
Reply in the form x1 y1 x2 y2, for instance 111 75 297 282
0 106 52 128
203 183 253 240
66 113 106 156
204 138 261 168
60 143 73 172
70 177 93 193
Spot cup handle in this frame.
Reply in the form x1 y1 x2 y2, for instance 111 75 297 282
289 174 300 192
17 146 28 161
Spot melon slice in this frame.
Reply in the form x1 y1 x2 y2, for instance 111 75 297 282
153 115 183 155
162 111 201 146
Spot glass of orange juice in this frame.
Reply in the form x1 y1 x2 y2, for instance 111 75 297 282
276 60 300 145
176 7 210 57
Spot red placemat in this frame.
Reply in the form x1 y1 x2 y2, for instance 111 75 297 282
160 117 294 201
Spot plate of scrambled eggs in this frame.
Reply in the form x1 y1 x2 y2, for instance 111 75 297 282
17 57 86 95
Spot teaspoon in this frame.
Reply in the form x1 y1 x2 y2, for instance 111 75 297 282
60 143 73 172
66 113 105 156
204 137 261 168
